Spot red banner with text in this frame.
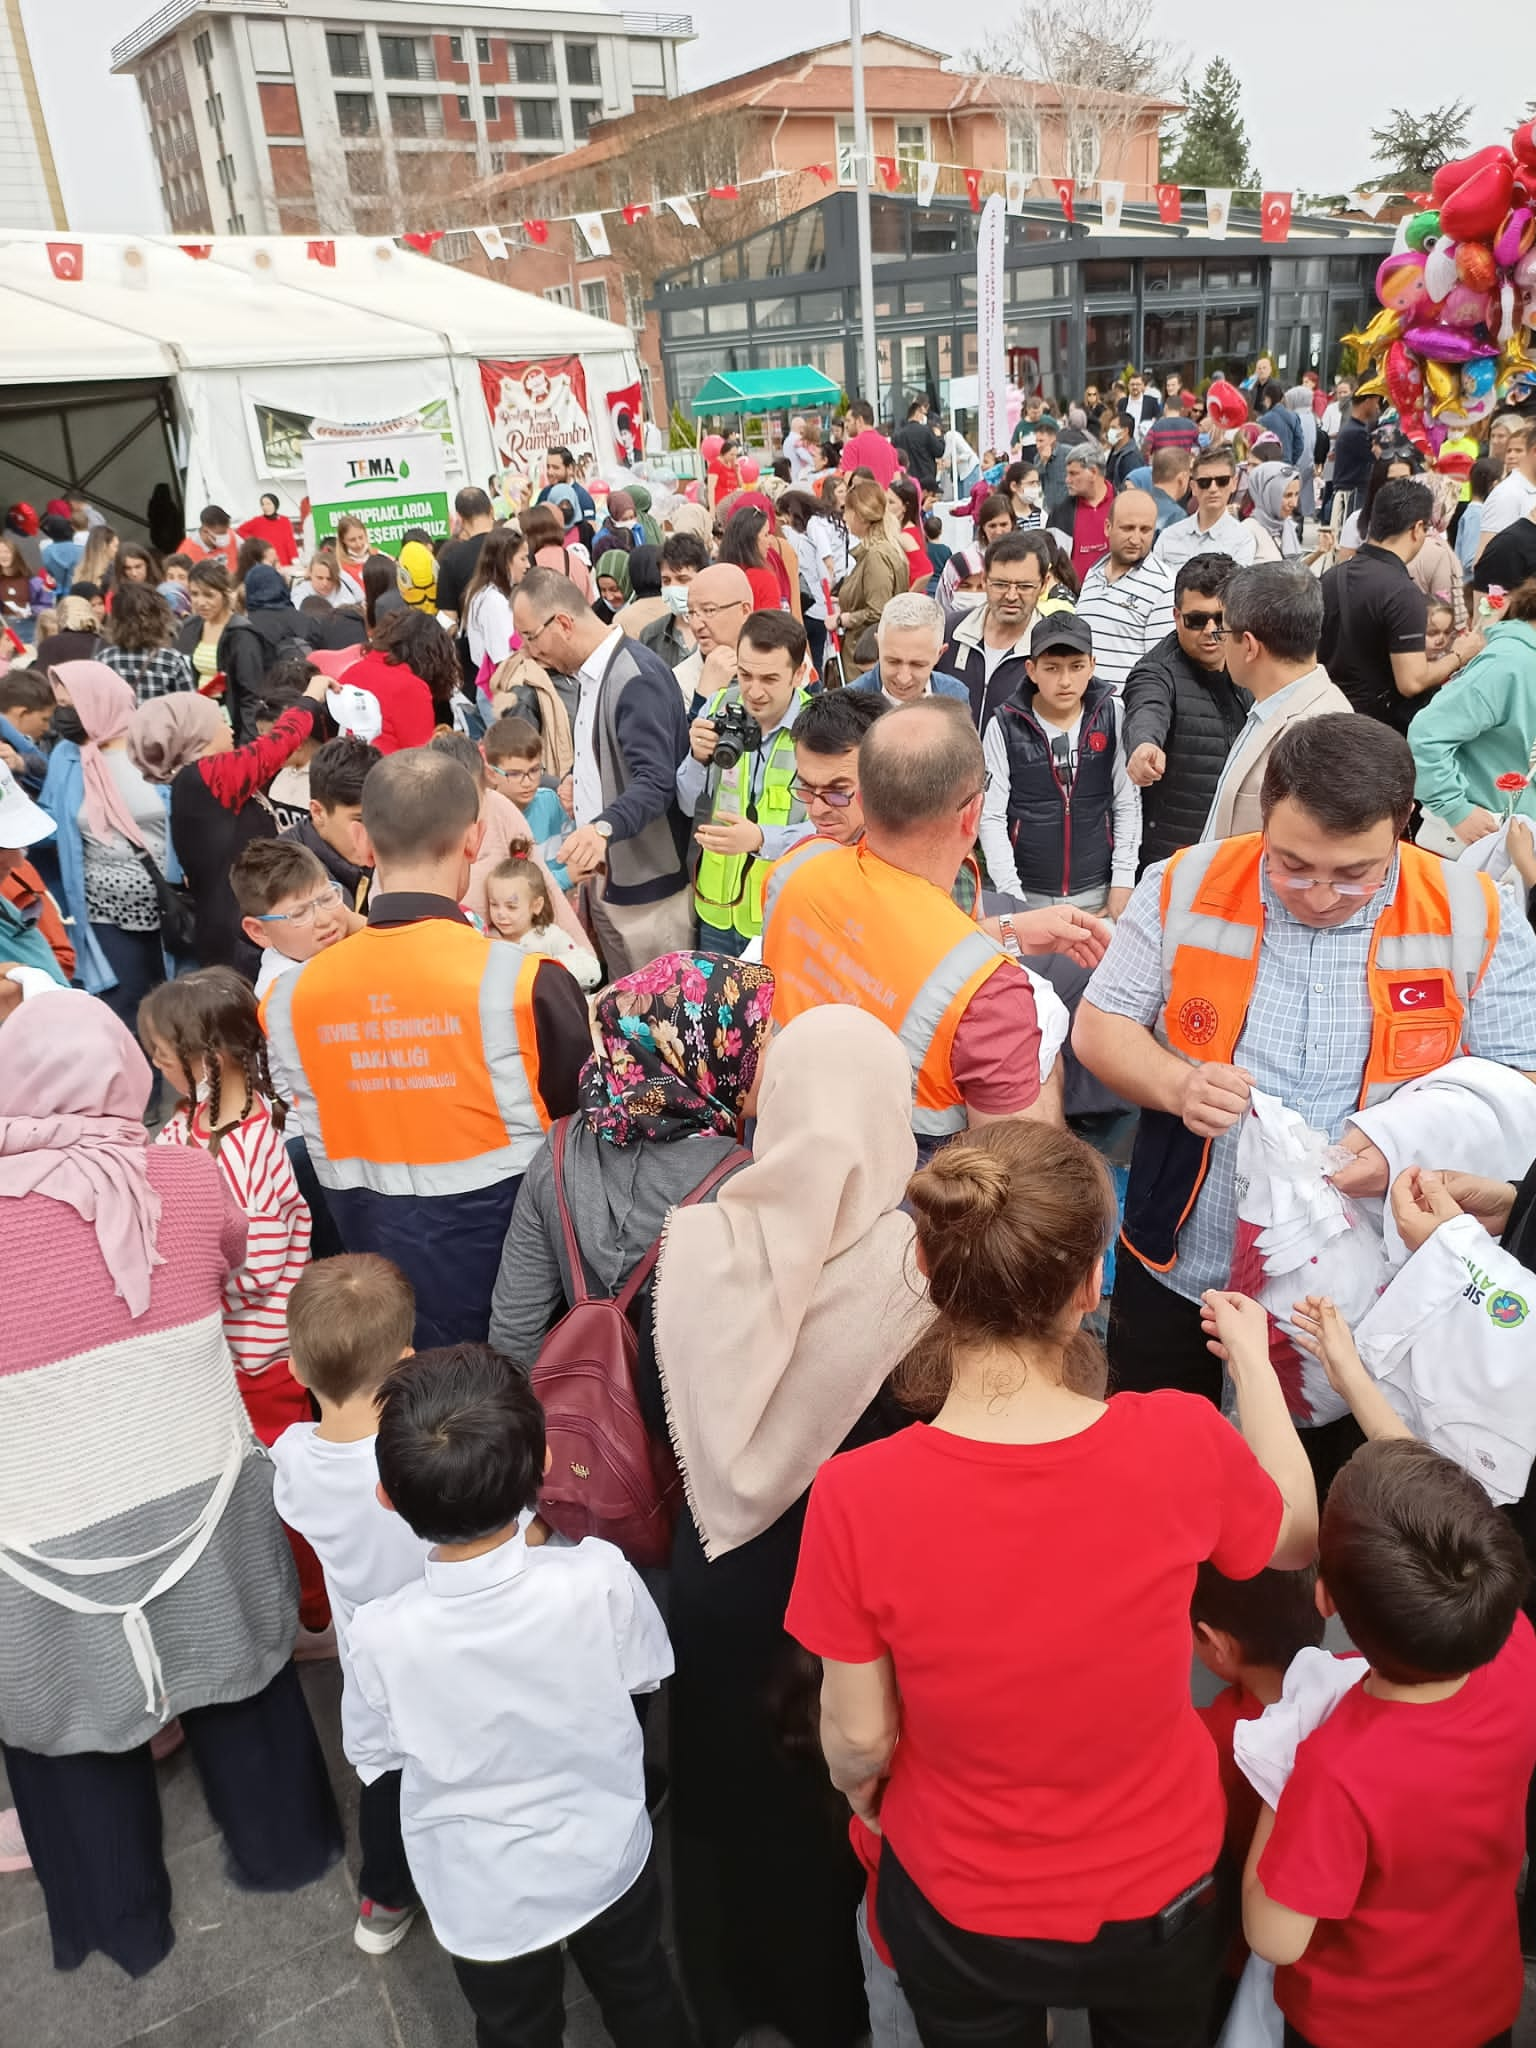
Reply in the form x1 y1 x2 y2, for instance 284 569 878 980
480 357 597 478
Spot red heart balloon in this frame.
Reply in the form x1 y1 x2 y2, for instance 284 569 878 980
1440 160 1517 243
1432 145 1514 204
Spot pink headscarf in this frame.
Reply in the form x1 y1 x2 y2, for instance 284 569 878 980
0 990 163 1316
127 691 226 784
51 660 147 849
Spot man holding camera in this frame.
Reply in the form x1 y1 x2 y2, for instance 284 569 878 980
676 609 813 956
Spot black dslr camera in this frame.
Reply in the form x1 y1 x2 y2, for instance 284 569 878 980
711 702 761 772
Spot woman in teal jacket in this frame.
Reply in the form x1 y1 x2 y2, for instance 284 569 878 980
1409 587 1536 844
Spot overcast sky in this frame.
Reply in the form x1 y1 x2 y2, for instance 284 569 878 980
24 0 1528 230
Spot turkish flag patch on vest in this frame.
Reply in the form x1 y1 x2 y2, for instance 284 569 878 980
1388 977 1448 1013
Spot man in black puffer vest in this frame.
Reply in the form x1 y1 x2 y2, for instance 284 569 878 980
978 613 1140 917
1122 552 1251 872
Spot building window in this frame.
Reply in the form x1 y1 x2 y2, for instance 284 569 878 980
476 35 491 63
456 94 471 119
326 31 366 77
895 121 927 189
483 95 499 119
347 150 386 194
379 35 425 81
570 100 600 141
1008 117 1039 177
836 119 873 184
566 42 599 85
440 229 472 261
193 28 212 65
623 273 645 328
512 41 551 83
489 150 506 173
204 93 224 124
581 278 609 320
335 92 374 136
1069 119 1100 183
519 100 560 140
544 283 574 306
389 96 441 137
449 34 463 62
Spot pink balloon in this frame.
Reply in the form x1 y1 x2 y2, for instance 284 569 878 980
683 479 701 502
700 434 723 462
1440 283 1494 329
1494 206 1535 268
1401 322 1500 363
738 456 760 483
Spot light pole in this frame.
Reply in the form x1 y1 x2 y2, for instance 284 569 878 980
849 0 879 410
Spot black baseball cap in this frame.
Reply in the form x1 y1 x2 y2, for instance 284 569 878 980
1029 612 1093 658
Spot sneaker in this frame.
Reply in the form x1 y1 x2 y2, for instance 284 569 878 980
354 1897 419 1955
0 1808 32 1875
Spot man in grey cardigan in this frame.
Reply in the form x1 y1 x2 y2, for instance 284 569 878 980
514 566 694 974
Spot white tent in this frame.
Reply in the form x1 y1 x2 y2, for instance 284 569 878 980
0 232 641 537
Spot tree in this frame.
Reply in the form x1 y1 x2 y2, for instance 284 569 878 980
1368 102 1472 186
1164 58 1258 189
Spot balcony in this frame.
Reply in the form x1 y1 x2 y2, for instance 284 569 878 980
379 40 437 82
620 13 694 35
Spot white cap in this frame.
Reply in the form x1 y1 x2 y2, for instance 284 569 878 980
0 760 55 849
326 684 383 745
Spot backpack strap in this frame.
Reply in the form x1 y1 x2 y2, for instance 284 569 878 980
550 1119 595 1308
613 1146 750 1315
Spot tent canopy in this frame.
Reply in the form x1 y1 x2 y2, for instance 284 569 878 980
691 367 842 413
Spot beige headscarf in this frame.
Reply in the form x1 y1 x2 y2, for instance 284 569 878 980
655 1006 933 1559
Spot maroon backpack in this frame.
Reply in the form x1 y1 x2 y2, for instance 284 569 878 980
533 1118 747 1567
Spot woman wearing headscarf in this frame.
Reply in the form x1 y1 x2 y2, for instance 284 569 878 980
1245 462 1335 569
932 540 986 620
129 671 329 976
38 661 179 1013
236 492 299 568
600 489 644 551
628 482 664 547
1283 385 1321 518
612 543 668 639
0 990 341 1973
593 547 633 623
654 1006 934 2048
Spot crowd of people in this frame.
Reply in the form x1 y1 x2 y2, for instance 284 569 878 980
5 351 1536 2048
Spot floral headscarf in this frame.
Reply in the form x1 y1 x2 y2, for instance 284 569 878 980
579 951 776 1145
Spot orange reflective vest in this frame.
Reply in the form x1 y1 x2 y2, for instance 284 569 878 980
761 838 1007 1139
1121 833 1500 1274
261 918 552 1197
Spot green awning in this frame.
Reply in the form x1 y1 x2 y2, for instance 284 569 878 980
690 366 842 413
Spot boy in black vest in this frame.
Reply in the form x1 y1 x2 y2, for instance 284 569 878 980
978 613 1141 918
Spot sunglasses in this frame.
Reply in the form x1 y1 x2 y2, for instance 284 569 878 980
1179 610 1226 633
1192 475 1232 490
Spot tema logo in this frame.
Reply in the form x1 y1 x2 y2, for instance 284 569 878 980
1487 1290 1528 1329
345 456 410 488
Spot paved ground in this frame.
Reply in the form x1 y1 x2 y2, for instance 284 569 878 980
5 1658 1536 2048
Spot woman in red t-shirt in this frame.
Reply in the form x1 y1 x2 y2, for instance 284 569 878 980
718 499 803 620
337 607 451 752
786 1120 1318 2047
888 476 934 592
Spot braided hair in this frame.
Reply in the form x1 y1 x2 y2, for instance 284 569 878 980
139 966 287 1155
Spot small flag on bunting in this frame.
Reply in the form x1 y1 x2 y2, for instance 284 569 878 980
46 241 83 280
874 155 900 193
621 204 650 225
1204 189 1231 239
1005 171 1027 216
916 159 939 208
473 224 508 261
121 244 149 290
402 230 443 254
574 213 611 258
522 219 550 245
179 243 212 260
708 184 739 200
1155 184 1182 225
1349 190 1389 218
1260 192 1293 244
806 163 835 186
962 167 983 213
1098 180 1125 233
666 196 700 229
306 239 336 267
1052 178 1075 224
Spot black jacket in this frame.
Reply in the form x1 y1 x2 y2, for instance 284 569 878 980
1121 632 1252 871
281 812 372 907
892 417 945 490
177 609 319 743
995 677 1119 897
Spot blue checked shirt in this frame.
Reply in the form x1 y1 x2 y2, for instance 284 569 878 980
1085 855 1536 1302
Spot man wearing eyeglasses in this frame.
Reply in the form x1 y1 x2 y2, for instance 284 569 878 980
1123 553 1251 871
1075 714 1536 1463
511 565 693 976
1151 447 1258 573
939 532 1052 738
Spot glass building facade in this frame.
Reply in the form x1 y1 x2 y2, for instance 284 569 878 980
653 192 1389 420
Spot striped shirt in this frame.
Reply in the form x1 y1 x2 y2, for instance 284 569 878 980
1074 555 1177 692
158 1096 310 1373
1085 856 1536 1302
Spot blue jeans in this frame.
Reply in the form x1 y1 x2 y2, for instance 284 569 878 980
696 921 753 959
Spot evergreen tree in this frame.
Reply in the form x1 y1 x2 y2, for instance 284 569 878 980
1166 58 1258 188
1368 102 1472 185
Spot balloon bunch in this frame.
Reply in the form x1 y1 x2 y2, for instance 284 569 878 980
1345 124 1536 456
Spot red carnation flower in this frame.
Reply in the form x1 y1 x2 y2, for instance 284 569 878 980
1495 772 1529 793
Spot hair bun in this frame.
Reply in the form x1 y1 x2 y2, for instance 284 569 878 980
908 1144 1010 1234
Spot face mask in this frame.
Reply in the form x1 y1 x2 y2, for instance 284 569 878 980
661 583 690 617
1107 428 1124 445
52 706 86 745
1022 483 1042 505
952 589 987 611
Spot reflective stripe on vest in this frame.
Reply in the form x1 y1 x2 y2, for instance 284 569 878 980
761 840 1007 1135
262 923 546 1198
693 686 809 939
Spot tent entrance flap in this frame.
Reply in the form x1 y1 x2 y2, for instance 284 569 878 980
0 380 180 543
690 367 843 414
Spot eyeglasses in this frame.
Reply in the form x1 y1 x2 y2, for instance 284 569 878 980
521 613 560 647
1192 475 1232 491
255 881 345 927
488 759 541 785
1267 860 1387 900
1179 610 1226 634
986 577 1043 596
792 778 857 808
686 599 749 623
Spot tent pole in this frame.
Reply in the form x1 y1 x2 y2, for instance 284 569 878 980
849 0 879 414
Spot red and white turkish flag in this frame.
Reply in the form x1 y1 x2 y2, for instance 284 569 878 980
306 239 336 267
1052 177 1075 222
1388 978 1446 1013
46 241 83 280
963 167 983 213
874 156 901 193
179 243 213 260
522 219 550 245
621 204 650 225
1155 184 1182 225
1261 192 1293 244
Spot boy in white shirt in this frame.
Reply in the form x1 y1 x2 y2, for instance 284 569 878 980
349 1344 689 2048
269 1255 429 1954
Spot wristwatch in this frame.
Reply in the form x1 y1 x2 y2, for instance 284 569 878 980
996 912 1022 958
593 819 614 841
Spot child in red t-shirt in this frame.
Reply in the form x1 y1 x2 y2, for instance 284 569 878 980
1191 1561 1326 2022
1244 1439 1536 2048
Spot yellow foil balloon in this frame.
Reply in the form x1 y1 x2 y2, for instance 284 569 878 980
1425 360 1459 416
1342 308 1403 359
1497 330 1536 396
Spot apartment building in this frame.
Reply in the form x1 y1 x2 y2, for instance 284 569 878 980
110 0 692 237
